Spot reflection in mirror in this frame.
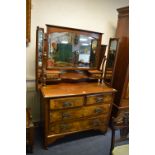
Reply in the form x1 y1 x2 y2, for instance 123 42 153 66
104 38 119 85
37 29 44 67
47 32 97 68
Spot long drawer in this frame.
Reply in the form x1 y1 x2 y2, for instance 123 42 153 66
49 104 110 123
50 96 84 110
49 107 83 122
86 93 113 105
49 115 108 134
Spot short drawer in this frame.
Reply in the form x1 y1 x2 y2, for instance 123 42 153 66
91 73 102 78
50 96 84 110
84 104 110 117
46 73 59 79
49 108 83 122
86 94 113 105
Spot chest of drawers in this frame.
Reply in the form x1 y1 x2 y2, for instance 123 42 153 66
40 82 116 149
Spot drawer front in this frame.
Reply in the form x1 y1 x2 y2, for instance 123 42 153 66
50 96 84 110
86 94 112 105
49 121 82 134
84 104 110 117
91 74 102 78
49 108 83 122
49 115 107 134
47 74 59 79
82 116 107 129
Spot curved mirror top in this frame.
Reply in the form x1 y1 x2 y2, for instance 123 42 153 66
47 32 97 68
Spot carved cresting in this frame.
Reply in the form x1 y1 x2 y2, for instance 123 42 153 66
42 34 47 86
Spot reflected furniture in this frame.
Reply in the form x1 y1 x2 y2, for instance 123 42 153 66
36 25 116 149
26 108 34 153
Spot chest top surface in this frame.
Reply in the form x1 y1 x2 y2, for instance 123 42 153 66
41 82 116 98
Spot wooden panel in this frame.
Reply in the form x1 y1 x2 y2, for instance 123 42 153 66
112 6 129 106
50 96 84 110
49 107 83 122
41 82 116 98
86 94 113 105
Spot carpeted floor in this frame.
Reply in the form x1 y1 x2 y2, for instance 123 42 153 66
27 128 128 155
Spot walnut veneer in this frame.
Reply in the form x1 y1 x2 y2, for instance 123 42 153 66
40 82 116 149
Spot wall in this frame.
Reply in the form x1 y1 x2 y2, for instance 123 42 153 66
26 0 129 121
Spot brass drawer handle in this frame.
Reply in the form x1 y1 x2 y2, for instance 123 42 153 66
92 120 101 127
63 102 72 107
94 108 103 114
96 97 103 103
62 113 71 119
60 124 71 131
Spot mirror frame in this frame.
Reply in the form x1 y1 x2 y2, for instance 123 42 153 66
104 38 119 86
45 25 103 70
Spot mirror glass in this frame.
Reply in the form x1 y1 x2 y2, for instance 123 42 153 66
37 29 44 67
104 38 119 85
47 32 97 68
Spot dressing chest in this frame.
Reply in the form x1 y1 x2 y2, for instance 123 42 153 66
36 25 116 148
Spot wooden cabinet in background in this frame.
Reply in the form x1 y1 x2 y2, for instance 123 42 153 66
110 6 129 136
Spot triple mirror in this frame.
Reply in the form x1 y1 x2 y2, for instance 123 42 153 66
36 25 102 70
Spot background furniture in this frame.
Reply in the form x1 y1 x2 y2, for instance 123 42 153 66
26 108 34 153
36 25 116 149
110 6 129 139
110 116 129 155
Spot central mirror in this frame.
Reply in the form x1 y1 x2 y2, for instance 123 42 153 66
47 32 97 68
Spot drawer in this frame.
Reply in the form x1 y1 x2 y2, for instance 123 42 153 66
47 73 59 79
49 108 83 122
49 121 82 134
84 104 110 117
82 116 107 129
86 94 112 105
91 73 102 78
49 115 107 134
50 96 84 110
